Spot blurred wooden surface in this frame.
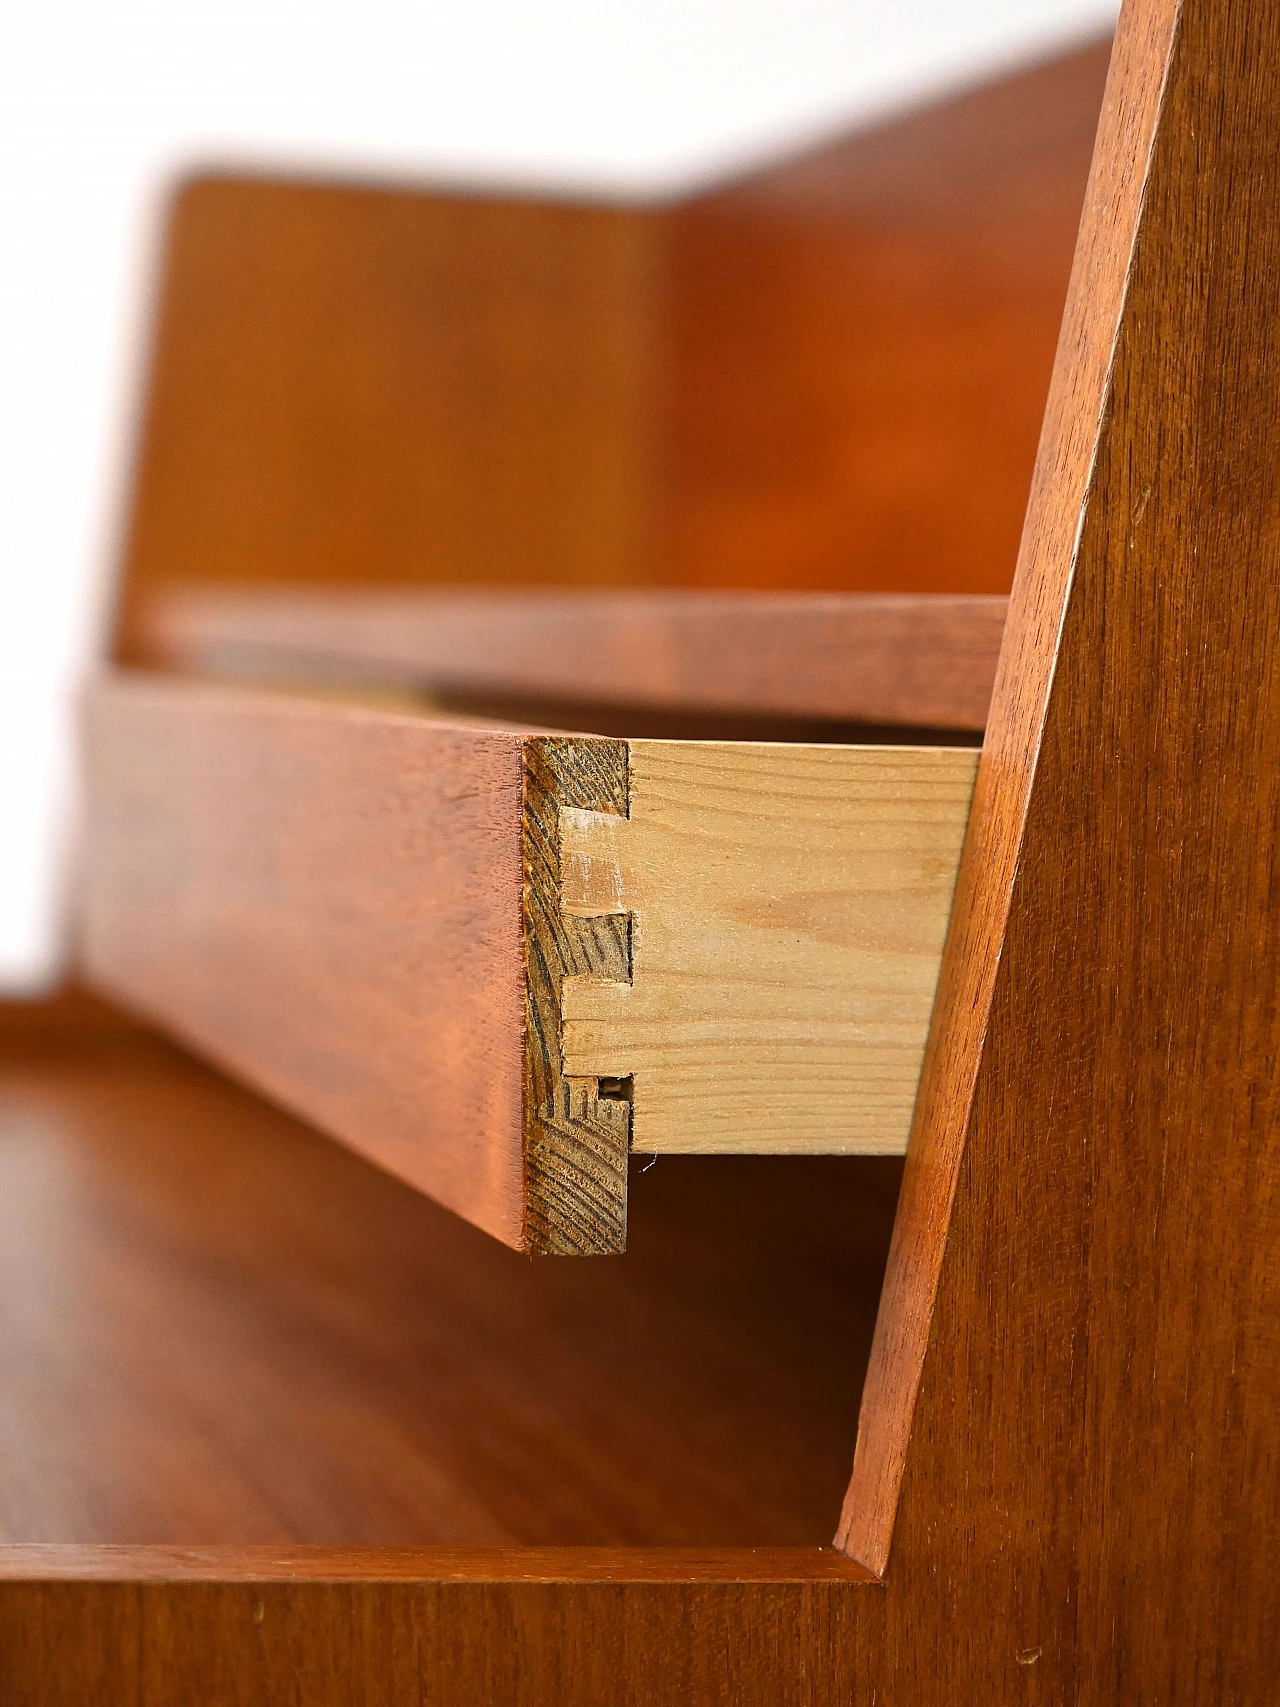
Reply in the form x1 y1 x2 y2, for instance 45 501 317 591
663 39 1112 595
117 39 1109 649
137 586 1006 732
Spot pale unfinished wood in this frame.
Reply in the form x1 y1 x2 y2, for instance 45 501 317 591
560 742 978 1154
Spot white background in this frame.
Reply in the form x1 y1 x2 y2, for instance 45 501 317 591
0 0 1117 991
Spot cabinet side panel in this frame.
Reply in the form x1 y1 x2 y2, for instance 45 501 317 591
839 0 1181 1575
844 0 1280 1696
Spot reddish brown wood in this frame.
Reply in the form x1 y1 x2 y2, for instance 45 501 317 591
137 586 1005 732
837 4 1280 1700
0 1573 887 1706
114 41 1107 654
80 675 647 1253
0 1546 871 1583
80 673 531 1249
0 996 892 1698
12 6 1280 1697
79 673 976 1254
663 40 1112 596
839 0 1179 1575
0 1020 900 1549
0 985 142 1049
118 183 657 617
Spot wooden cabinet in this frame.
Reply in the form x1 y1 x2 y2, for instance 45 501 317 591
3 3 1278 1700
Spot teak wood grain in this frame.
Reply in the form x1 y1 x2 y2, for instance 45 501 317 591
830 0 1280 1694
113 40 1108 658
12 4 1280 1698
0 1014 903 1551
81 673 534 1249
136 587 1006 733
80 673 975 1250
561 741 976 1154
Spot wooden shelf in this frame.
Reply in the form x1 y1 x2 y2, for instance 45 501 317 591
0 1010 898 1548
136 586 1005 734
81 669 977 1253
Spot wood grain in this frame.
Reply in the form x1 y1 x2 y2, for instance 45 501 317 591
836 2 1280 1699
114 41 1107 655
521 737 632 1254
560 740 977 1154
0 1571 891 1705
21 7 1280 1696
118 182 658 610
840 0 1179 1575
80 672 532 1249
0 1020 902 1549
136 586 1006 733
81 676 977 1241
0 1545 871 1583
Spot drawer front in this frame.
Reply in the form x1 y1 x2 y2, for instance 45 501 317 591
81 673 532 1246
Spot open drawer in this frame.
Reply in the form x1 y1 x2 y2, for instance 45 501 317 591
15 12 1279 1689
82 591 991 1253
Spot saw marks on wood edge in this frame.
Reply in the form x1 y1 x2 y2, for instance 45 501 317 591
521 737 632 1254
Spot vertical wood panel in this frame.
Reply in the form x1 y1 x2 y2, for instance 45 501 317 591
122 182 659 602
664 41 1111 595
842 0 1280 1697
841 0 1181 1574
81 675 530 1248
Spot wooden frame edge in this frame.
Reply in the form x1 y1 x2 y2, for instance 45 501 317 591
834 0 1184 1576
0 1545 875 1586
